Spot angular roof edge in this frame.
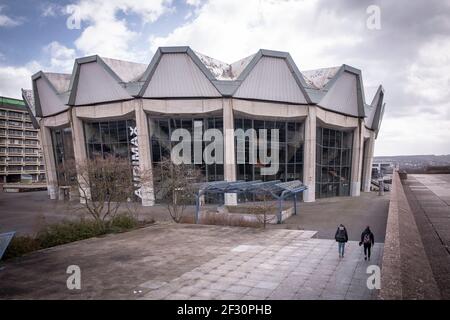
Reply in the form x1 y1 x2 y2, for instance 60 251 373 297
31 71 69 117
137 46 222 97
31 46 383 119
67 55 134 106
137 46 313 102
233 49 313 103
372 85 385 136
21 89 40 129
318 64 367 118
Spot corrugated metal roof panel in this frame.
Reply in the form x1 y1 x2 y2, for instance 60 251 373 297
36 77 68 116
194 51 232 80
143 53 221 98
233 57 308 104
75 62 131 105
319 71 359 116
44 73 71 94
21 89 35 115
101 57 147 82
230 54 256 80
301 66 340 89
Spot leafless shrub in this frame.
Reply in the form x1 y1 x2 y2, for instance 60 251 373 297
153 158 202 223
250 194 276 228
62 156 151 224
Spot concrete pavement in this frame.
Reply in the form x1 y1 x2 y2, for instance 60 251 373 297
271 192 389 242
0 224 381 300
403 174 450 299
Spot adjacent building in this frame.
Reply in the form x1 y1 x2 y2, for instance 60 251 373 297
23 46 386 205
0 96 45 183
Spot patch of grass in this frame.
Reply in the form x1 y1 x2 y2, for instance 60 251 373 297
2 214 153 260
3 236 41 260
109 214 139 232
36 219 108 248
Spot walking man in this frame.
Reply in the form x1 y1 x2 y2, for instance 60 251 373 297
360 226 375 260
335 224 348 258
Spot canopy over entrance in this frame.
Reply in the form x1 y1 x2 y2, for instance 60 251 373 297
194 180 308 224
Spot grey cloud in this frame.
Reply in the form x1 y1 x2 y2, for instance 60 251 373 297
314 0 450 121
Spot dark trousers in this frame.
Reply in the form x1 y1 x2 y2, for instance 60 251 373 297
364 243 371 258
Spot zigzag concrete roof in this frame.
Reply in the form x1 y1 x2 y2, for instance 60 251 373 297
26 46 385 129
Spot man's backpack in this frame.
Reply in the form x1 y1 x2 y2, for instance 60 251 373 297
363 233 371 244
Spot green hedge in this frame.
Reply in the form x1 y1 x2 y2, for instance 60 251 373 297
3 215 149 260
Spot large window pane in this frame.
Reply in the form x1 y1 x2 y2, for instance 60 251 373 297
315 127 353 198
51 126 75 185
234 118 304 184
149 116 224 203
84 119 136 159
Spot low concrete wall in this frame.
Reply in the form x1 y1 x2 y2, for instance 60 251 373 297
379 171 441 299
199 206 294 225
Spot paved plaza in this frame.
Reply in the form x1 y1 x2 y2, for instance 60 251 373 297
272 192 389 242
0 224 382 300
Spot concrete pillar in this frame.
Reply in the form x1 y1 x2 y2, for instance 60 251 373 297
70 108 89 203
362 133 375 192
223 98 237 205
303 106 316 202
350 120 364 196
40 125 58 199
135 101 155 206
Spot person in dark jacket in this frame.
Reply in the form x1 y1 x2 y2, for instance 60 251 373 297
359 226 375 260
335 224 348 258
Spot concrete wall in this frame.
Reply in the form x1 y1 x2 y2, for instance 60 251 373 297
362 130 375 192
40 125 58 199
303 105 316 202
379 171 440 299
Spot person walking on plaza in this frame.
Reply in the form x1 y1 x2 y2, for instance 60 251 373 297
359 226 375 261
335 224 348 258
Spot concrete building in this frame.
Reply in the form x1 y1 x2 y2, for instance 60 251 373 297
24 46 385 204
0 96 45 183
372 161 395 178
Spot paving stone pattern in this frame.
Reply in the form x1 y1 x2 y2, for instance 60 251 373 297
1 224 381 299
403 174 450 299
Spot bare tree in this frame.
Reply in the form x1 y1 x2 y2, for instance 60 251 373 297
154 158 201 223
63 156 150 224
253 193 277 229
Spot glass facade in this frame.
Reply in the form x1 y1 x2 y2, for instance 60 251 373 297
51 127 75 185
315 127 353 198
234 118 304 183
149 117 224 203
84 119 136 159
149 117 224 182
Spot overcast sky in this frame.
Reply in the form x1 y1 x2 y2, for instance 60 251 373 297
0 0 449 156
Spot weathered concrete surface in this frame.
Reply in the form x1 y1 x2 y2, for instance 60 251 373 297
0 224 382 300
270 192 389 242
379 172 440 300
403 174 450 299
